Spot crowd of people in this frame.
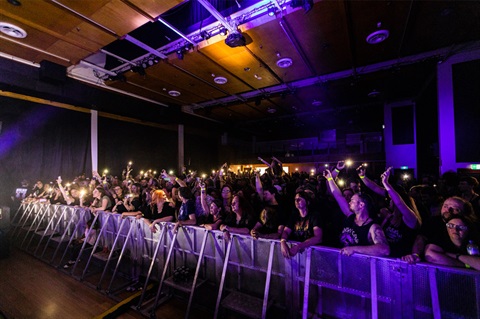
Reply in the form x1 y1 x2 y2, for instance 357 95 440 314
12 158 480 270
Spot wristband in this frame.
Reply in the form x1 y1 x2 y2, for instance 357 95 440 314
465 263 471 269
327 177 333 181
334 168 340 173
359 175 365 179
175 177 179 182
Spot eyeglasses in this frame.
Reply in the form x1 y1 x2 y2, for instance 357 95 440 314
445 223 468 232
222 189 231 193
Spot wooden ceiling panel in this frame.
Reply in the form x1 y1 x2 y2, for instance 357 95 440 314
0 1 83 35
47 40 92 65
199 42 281 89
106 78 180 105
243 18 312 83
285 1 352 75
65 22 118 49
129 0 184 18
348 1 411 66
141 60 228 102
88 0 150 36
169 50 252 95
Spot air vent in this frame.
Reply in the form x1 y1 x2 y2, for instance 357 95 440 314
168 90 181 97
214 76 227 84
366 30 389 44
276 57 293 68
0 22 27 38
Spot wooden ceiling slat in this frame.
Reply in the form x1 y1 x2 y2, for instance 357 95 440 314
127 0 183 19
200 42 281 89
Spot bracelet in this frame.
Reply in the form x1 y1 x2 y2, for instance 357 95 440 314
359 175 365 179
175 177 179 182
327 177 333 181
334 168 340 173
465 263 471 269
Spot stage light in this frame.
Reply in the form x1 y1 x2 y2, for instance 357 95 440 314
219 27 228 36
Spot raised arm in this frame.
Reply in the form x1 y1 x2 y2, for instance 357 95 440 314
255 170 264 202
324 169 352 217
381 167 421 229
331 160 345 180
200 182 209 215
357 165 385 196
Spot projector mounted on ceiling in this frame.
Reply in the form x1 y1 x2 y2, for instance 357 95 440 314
225 32 246 48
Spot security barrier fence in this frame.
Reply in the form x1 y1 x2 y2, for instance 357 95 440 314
7 203 480 319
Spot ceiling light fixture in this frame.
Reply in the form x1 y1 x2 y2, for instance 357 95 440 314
366 29 390 44
219 27 228 36
214 76 228 84
168 90 181 97
267 107 277 114
225 31 246 47
368 89 381 98
0 22 27 38
276 57 293 68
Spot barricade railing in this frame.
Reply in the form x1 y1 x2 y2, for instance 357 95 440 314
11 203 480 319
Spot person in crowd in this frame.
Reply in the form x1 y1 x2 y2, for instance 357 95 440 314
250 206 283 240
380 167 422 258
405 196 478 264
280 190 322 258
173 186 197 232
424 214 480 270
220 184 234 214
325 169 390 257
220 194 256 238
199 182 224 230
90 187 113 214
458 176 480 219
138 189 176 233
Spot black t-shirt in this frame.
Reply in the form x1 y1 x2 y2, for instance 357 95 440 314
382 217 418 257
340 214 375 247
224 211 256 231
286 210 323 242
141 203 175 221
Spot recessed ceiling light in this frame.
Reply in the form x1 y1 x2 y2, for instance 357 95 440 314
254 74 262 80
168 90 181 97
0 22 27 38
267 107 277 114
276 57 293 68
366 29 389 44
368 89 381 98
214 76 227 84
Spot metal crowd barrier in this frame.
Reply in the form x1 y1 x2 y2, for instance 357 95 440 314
10 203 480 319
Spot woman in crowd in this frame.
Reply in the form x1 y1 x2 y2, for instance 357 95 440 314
140 189 175 233
199 182 224 230
220 194 256 237
379 167 422 258
280 190 322 258
90 187 113 214
173 186 197 232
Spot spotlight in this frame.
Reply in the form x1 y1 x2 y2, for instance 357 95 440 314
200 30 211 40
219 27 228 36
176 49 184 60
290 0 314 13
268 6 276 17
131 66 146 76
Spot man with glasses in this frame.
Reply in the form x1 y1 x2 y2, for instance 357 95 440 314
410 196 479 266
424 214 480 270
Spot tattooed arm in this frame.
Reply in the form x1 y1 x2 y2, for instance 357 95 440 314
340 224 390 257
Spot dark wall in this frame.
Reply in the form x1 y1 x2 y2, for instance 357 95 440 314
0 96 91 204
